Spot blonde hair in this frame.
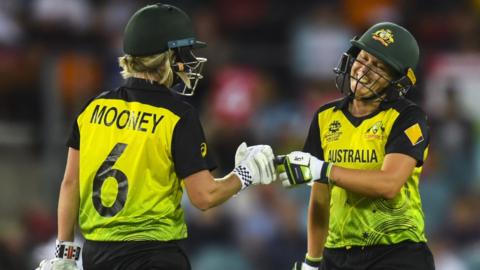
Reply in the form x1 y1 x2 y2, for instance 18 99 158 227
118 50 191 88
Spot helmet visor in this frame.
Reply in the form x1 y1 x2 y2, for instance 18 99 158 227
171 48 207 96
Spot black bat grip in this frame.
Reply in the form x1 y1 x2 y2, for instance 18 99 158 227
274 155 286 165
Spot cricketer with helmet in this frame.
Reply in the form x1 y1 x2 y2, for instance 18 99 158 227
36 3 276 270
276 22 435 270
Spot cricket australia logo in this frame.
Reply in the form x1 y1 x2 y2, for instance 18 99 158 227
325 120 342 142
372 29 394 47
365 121 385 140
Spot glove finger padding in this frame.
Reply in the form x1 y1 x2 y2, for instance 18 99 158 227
291 261 320 270
276 151 331 187
256 145 277 184
233 144 276 189
301 262 320 270
253 151 274 184
37 258 78 270
278 172 290 187
292 261 302 270
276 156 298 187
235 142 248 167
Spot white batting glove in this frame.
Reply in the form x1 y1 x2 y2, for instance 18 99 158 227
292 253 323 270
36 259 78 270
276 151 332 187
36 241 81 270
292 262 319 270
233 142 277 190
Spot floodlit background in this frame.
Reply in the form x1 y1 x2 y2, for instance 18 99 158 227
0 0 479 269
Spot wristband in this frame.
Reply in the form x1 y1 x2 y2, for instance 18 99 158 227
318 162 333 184
55 240 81 260
233 165 253 190
305 253 323 267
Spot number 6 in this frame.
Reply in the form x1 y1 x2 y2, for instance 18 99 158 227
92 143 129 217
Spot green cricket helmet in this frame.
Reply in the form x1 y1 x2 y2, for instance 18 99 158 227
334 22 419 100
123 3 207 96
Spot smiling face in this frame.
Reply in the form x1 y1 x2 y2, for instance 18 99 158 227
349 50 394 100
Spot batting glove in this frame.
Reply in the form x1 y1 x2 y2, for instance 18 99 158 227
233 142 276 190
36 241 81 270
292 254 323 270
276 151 332 187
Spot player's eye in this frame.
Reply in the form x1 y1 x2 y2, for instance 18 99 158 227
356 57 367 66
376 63 387 70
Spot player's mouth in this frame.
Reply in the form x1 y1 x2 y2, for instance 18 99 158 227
353 75 371 87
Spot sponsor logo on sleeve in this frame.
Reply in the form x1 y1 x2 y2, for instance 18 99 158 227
200 142 207 157
404 123 424 146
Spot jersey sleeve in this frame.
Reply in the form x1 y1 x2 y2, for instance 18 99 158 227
66 95 99 150
385 106 430 166
303 113 325 160
172 108 217 179
66 119 80 149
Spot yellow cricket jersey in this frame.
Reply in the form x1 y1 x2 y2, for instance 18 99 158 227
303 97 430 247
67 78 216 241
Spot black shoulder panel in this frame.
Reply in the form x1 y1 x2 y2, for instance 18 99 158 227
388 98 419 114
96 84 193 118
316 98 345 114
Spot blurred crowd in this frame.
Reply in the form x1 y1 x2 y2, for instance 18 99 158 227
0 0 479 269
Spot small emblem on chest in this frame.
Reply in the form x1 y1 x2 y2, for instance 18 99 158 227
325 120 343 142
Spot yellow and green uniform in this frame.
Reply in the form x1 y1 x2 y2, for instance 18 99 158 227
67 78 216 241
303 97 430 248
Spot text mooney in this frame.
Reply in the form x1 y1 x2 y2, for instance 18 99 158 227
90 105 164 133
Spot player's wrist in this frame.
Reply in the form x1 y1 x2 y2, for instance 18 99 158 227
232 165 253 190
55 240 81 261
305 253 323 267
319 162 333 184
310 157 333 184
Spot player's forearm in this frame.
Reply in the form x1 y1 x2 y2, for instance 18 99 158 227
57 177 79 241
307 206 329 258
329 166 401 199
209 173 243 204
197 173 242 210
307 183 329 258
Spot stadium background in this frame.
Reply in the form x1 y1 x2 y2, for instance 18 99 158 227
0 0 479 269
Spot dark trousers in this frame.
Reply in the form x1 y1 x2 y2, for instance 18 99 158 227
82 240 190 270
320 241 435 270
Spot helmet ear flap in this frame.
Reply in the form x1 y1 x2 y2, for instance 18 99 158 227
334 43 360 75
334 45 360 97
390 67 416 97
333 53 351 75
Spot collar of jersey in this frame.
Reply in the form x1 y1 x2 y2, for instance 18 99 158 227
124 77 171 92
336 96 398 127
335 96 396 111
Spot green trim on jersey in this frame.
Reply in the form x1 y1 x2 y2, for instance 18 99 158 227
317 102 428 248
77 98 186 241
